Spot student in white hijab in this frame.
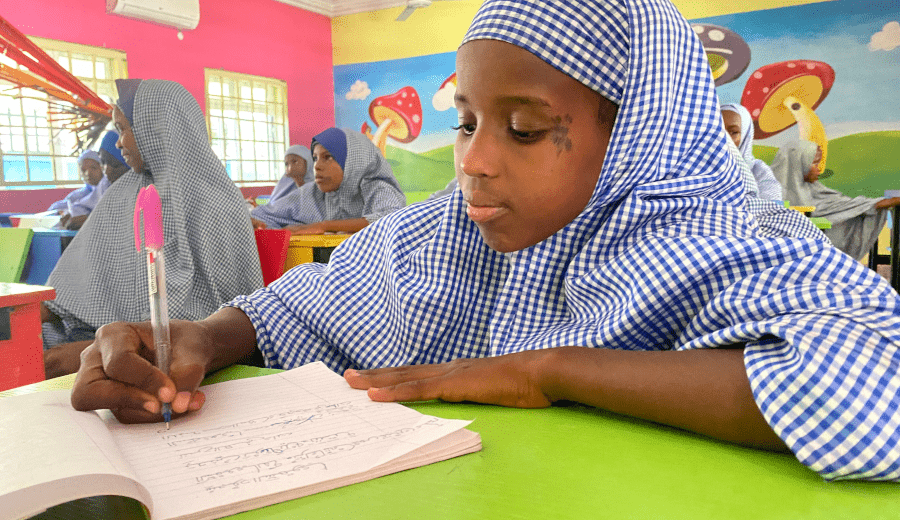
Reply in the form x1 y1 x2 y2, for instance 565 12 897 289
250 144 314 229
50 150 110 230
771 139 900 260
721 103 783 201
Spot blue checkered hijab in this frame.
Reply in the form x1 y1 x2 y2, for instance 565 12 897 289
229 0 900 481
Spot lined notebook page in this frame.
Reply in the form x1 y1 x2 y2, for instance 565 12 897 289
103 362 473 520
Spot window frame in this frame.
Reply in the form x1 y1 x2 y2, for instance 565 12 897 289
204 68 289 186
0 36 127 188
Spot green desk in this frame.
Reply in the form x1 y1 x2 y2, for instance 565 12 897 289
3 366 898 520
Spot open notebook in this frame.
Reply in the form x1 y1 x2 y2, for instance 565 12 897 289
0 362 481 520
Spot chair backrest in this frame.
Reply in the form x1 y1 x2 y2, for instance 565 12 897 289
21 229 76 285
254 229 291 286
0 228 34 283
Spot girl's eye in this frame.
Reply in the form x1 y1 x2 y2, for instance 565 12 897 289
510 128 546 143
451 124 476 136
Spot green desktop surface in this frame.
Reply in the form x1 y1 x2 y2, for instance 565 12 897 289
7 365 899 520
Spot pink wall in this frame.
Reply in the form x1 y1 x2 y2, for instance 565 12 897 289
0 0 334 213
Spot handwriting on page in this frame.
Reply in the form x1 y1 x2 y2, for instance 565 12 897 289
103 364 469 519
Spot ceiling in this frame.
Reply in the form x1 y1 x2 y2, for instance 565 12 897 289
274 0 416 17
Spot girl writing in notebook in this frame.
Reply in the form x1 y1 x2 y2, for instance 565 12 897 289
72 0 900 482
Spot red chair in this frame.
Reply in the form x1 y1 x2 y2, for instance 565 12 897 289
254 229 291 286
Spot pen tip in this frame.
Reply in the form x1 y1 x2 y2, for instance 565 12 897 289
166 422 170 431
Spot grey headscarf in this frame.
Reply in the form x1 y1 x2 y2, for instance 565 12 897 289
771 139 886 260
44 79 263 344
310 128 406 223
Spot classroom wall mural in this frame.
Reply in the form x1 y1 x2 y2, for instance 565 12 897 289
697 0 900 198
334 0 899 200
335 53 459 201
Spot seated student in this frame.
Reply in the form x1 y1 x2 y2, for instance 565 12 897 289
41 78 263 377
50 150 109 230
71 0 900 482
249 145 314 228
772 139 900 261
252 127 406 235
721 103 784 201
98 130 130 184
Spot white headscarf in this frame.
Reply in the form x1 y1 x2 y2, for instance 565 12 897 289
45 80 263 340
721 103 784 200
267 145 315 204
228 0 900 482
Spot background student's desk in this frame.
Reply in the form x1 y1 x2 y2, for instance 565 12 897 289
0 283 55 391
2 366 899 519
284 233 352 268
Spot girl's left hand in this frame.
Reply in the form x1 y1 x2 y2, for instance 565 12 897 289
343 350 555 408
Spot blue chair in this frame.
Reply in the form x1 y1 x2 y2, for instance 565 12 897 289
20 229 77 285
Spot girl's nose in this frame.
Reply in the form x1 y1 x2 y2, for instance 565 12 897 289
458 128 498 179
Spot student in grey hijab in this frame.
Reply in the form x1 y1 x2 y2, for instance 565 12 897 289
250 144 315 229
255 127 406 234
41 78 263 376
771 139 900 260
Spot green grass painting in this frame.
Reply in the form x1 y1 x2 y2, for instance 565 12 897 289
754 131 900 198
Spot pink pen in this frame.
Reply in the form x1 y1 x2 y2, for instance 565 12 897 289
134 184 173 429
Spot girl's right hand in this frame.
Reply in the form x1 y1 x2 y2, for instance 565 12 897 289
70 320 210 423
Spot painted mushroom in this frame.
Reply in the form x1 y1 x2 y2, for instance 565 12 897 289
361 86 422 156
692 23 751 86
741 60 835 174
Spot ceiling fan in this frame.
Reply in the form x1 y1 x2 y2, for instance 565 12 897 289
396 0 464 21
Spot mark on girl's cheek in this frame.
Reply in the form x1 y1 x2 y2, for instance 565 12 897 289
551 115 573 156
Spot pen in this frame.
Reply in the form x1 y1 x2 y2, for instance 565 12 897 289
134 184 173 429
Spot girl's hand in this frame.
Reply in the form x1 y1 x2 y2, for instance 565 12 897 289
286 222 326 235
70 321 210 423
344 350 555 408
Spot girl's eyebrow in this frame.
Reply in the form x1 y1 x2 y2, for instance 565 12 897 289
454 94 551 109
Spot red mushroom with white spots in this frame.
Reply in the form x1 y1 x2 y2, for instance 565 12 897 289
361 86 423 156
741 60 835 174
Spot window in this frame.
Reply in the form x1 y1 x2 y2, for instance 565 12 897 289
0 37 127 188
205 69 288 185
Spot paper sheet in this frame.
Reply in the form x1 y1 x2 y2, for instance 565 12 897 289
104 362 472 520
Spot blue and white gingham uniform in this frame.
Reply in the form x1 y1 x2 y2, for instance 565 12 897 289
227 0 900 481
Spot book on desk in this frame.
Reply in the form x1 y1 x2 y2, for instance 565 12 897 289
0 362 481 520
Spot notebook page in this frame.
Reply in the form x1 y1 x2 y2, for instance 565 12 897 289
0 390 151 520
104 362 472 520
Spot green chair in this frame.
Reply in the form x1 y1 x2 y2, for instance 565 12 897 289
0 228 34 283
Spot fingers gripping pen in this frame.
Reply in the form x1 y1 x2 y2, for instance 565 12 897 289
134 184 173 429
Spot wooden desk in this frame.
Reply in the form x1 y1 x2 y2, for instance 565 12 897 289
284 233 352 268
3 365 898 519
0 283 55 391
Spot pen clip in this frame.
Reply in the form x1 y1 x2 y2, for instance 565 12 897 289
134 184 164 251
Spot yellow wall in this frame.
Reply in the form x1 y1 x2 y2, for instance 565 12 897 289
332 0 836 65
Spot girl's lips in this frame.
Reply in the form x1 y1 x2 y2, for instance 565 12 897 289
466 204 504 223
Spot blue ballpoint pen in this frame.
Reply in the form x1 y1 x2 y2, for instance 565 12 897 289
134 184 173 429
